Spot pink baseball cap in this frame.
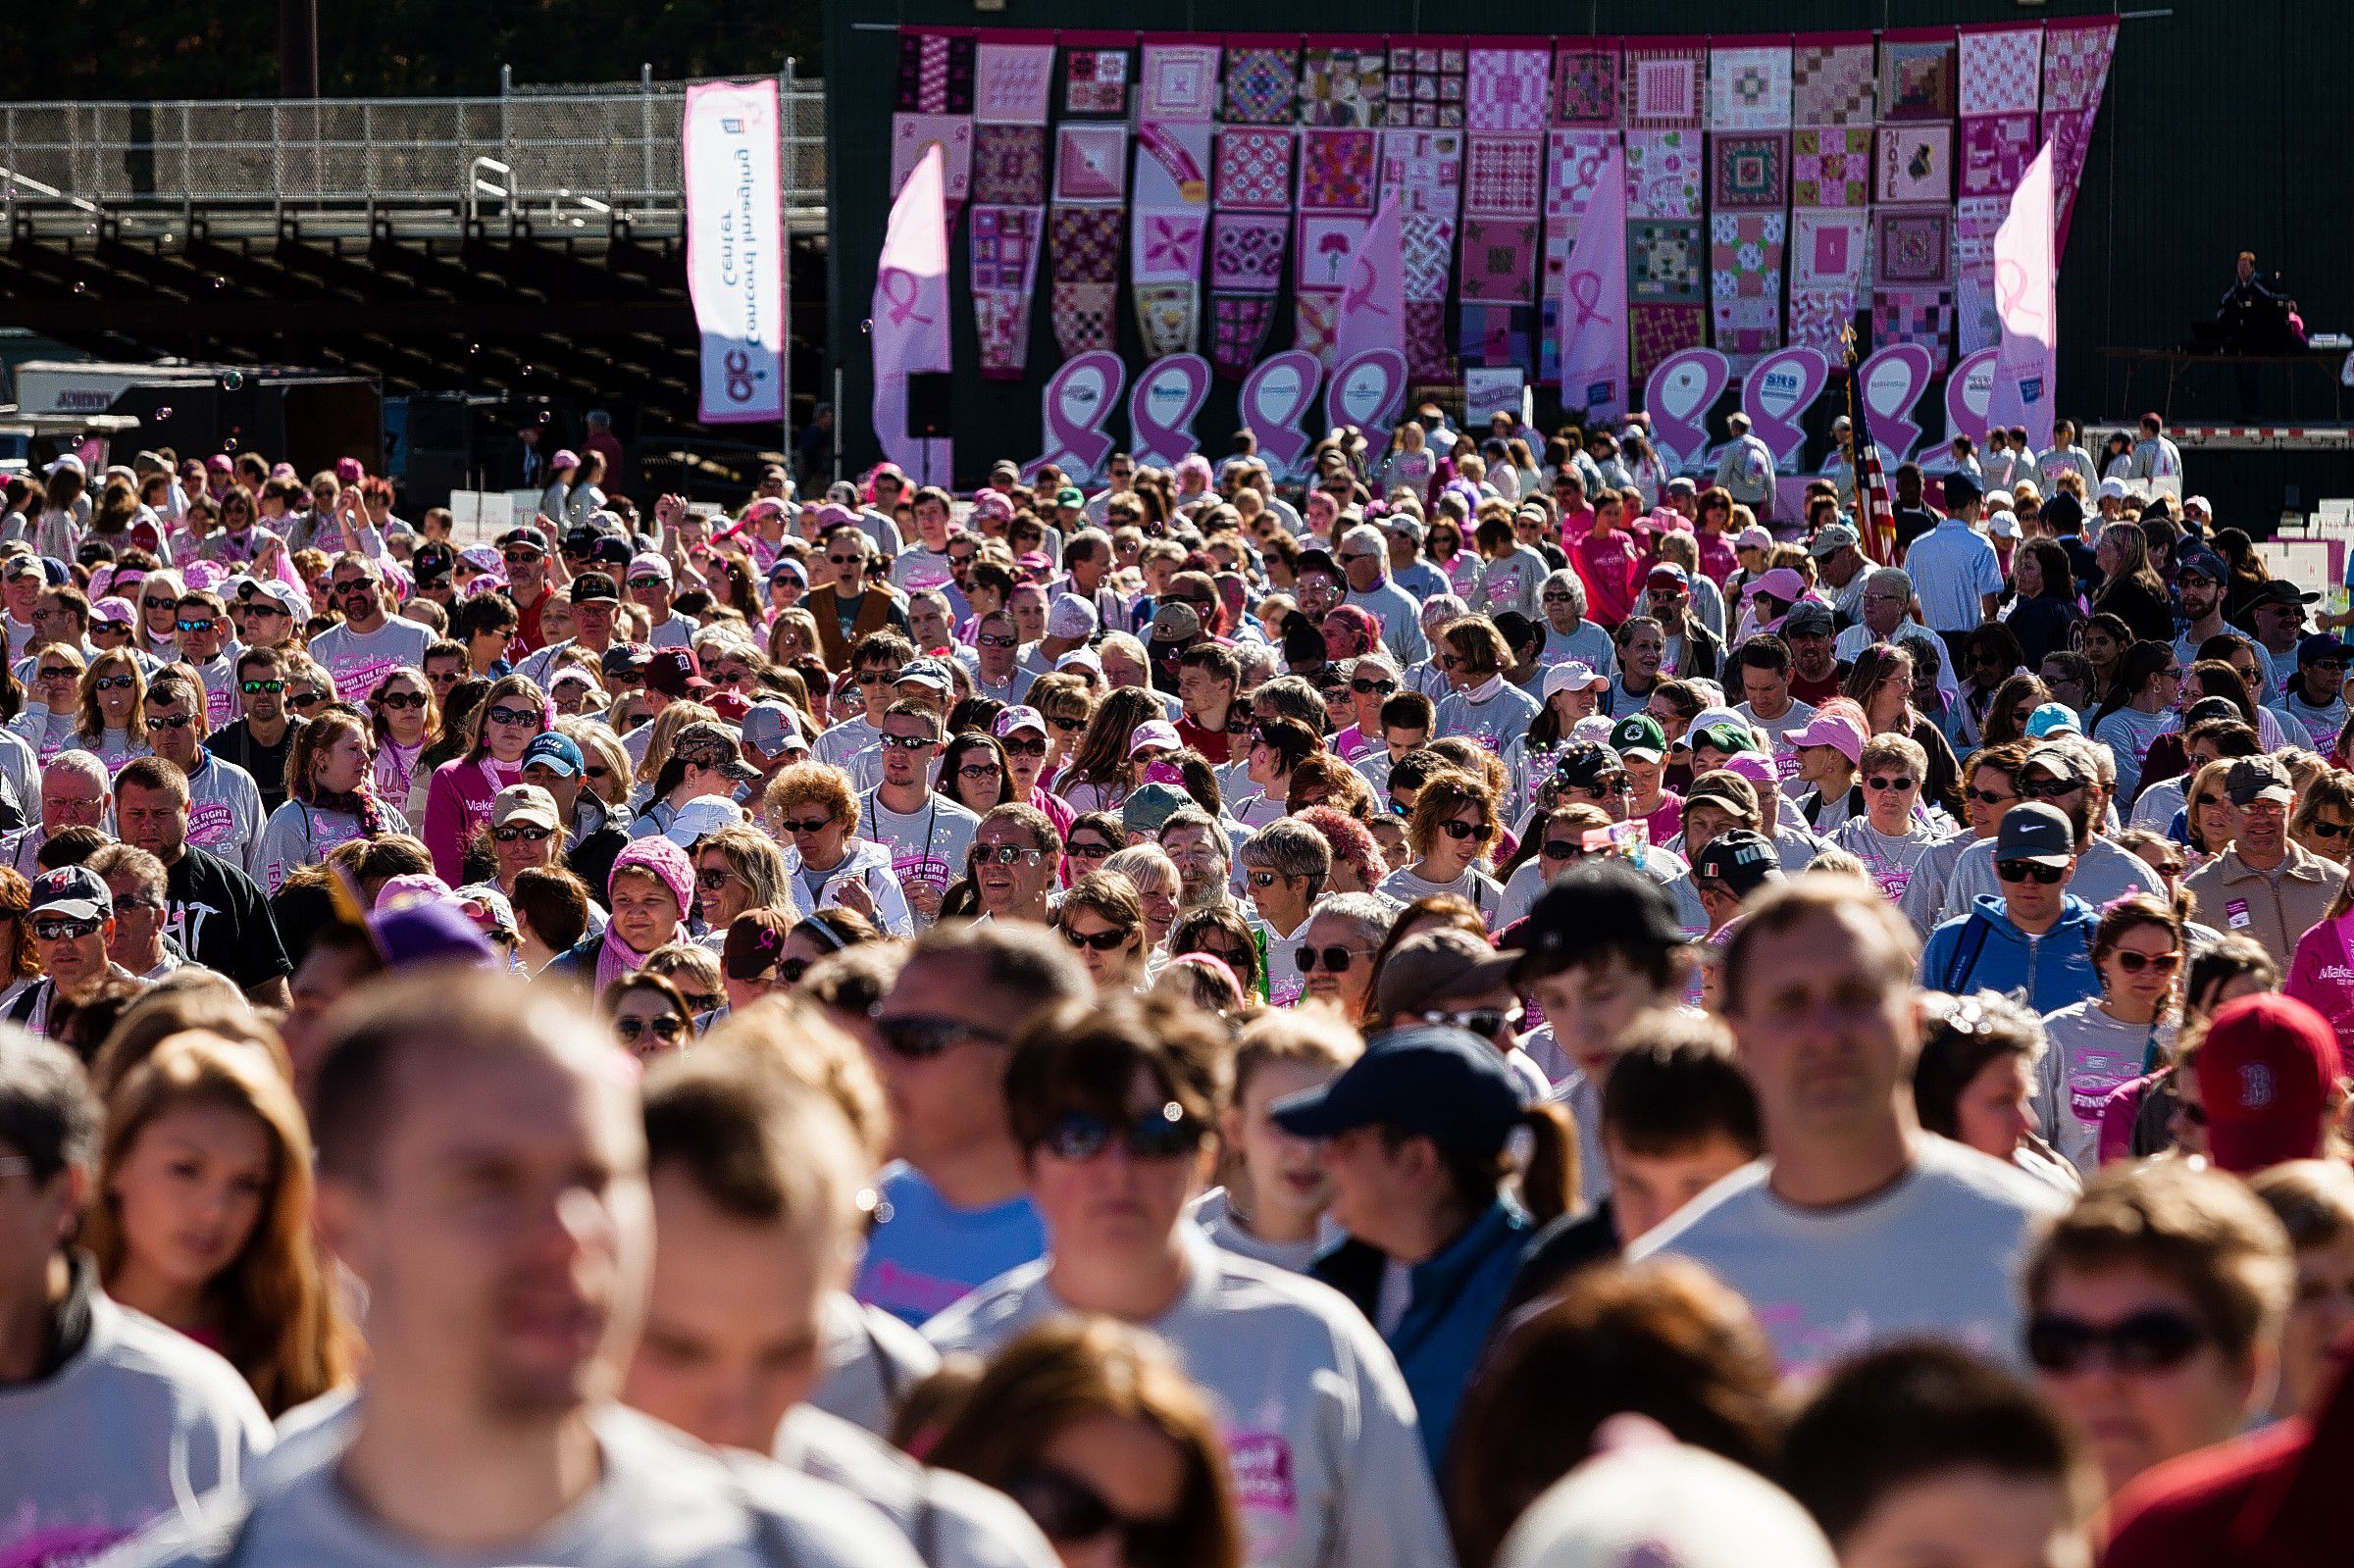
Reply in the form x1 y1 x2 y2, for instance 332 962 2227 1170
334 457 365 483
1127 720 1182 758
1787 712 1867 766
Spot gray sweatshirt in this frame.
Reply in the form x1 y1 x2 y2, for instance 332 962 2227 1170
923 1223 1458 1568
3 1290 272 1567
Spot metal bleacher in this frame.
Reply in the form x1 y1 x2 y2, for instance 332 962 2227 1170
0 69 828 240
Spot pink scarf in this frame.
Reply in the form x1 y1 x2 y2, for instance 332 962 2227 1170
595 836 693 991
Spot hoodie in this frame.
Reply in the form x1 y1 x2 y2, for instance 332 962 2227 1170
1919 892 2101 1015
786 837 915 936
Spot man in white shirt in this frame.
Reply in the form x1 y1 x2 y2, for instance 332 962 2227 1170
2127 412 2184 484
1633 879 2069 1374
622 554 696 648
305 553 433 702
1712 413 1778 513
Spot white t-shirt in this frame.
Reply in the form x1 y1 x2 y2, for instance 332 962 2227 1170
110 1403 922 1568
1632 1136 2071 1376
304 617 434 703
924 1225 1454 1568
859 789 981 919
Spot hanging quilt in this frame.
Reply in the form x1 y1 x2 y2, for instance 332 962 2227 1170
1384 38 1467 128
1132 120 1214 356
1708 39 1793 131
1208 123 1292 377
1632 303 1706 380
1628 219 1706 305
1458 219 1539 303
1299 128 1380 214
1049 207 1123 358
1060 36 1134 118
1221 38 1300 126
1137 39 1219 121
1788 209 1870 356
972 35 1053 126
1792 126 1872 207
2042 17 2119 255
1791 36 1877 127
971 205 1047 378
1871 202 1953 355
1958 24 2041 203
1622 39 1706 130
1714 133 1790 210
1624 129 1703 218
1467 42 1553 133
1464 134 1546 219
1875 123 1952 205
1879 30 1957 123
1954 195 2007 356
1300 37 1387 126
896 29 975 115
1552 41 1620 127
1297 213 1370 365
1711 211 1786 370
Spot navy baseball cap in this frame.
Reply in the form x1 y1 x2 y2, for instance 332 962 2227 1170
28 865 112 921
1270 1026 1529 1156
520 732 586 778
2174 546 2226 584
2298 634 2347 666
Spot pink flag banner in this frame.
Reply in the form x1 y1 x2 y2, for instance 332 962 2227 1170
870 142 952 481
1540 128 1621 382
2040 17 2118 257
1987 137 2059 435
1557 139 1630 423
1335 200 1406 370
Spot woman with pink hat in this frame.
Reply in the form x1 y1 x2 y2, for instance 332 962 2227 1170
1786 704 1868 834
536 447 580 525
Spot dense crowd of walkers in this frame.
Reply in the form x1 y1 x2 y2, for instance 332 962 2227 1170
3 405 2351 1568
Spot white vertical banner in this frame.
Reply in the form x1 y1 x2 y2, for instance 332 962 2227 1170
684 78 786 425
1987 140 2058 437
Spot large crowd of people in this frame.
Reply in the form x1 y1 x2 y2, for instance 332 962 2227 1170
3 405 2351 1567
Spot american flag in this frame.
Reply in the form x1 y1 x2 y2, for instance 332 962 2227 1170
1842 323 1898 565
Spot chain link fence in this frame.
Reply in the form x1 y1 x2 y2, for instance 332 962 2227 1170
0 75 826 216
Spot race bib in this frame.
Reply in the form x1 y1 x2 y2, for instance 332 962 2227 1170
2226 897 2252 930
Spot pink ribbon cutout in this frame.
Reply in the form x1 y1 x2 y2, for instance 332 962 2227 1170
879 268 935 328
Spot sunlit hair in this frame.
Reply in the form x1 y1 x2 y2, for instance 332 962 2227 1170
85 1032 353 1414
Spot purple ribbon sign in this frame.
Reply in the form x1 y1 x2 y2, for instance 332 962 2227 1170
1238 350 1323 482
1738 347 1831 469
1128 354 1211 469
1944 348 1999 448
1643 348 1731 474
1024 350 1126 487
1323 347 1407 437
1858 343 1936 469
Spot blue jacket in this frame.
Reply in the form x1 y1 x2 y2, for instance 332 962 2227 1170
1919 892 2102 1013
1313 1198 1531 1469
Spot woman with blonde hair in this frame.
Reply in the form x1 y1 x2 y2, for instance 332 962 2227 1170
74 644 151 767
1055 870 1149 992
87 1031 353 1415
10 641 84 758
921 1317 1243 1568
1100 843 1183 950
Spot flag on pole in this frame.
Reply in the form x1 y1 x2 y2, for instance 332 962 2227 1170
1843 322 1898 567
871 142 953 482
1987 139 2059 436
683 78 786 425
1556 141 1629 424
1334 200 1404 369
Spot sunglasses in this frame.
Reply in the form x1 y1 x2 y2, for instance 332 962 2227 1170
874 1014 1003 1060
1437 818 1494 841
1066 838 1113 861
493 821 557 844
2018 776 2081 799
239 680 285 694
1963 786 2016 806
1002 1465 1183 1562
956 762 1002 781
777 816 836 835
1996 861 2067 885
91 624 131 638
976 843 1044 866
615 1013 688 1045
2309 819 2354 840
881 733 939 751
145 712 197 731
378 691 428 710
1059 925 1133 952
1351 678 1398 695
486 705 539 727
978 632 1018 649
501 550 541 566
1047 715 1088 733
1864 776 1917 792
2111 948 2182 975
35 667 77 683
626 576 666 590
1297 945 1369 974
1246 870 1289 888
288 691 329 710
1421 1006 1524 1038
854 670 900 686
140 596 177 611
2025 1308 2210 1376
175 620 216 634
92 674 136 693
1037 1107 1204 1163
1540 839 1584 860
31 917 104 941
